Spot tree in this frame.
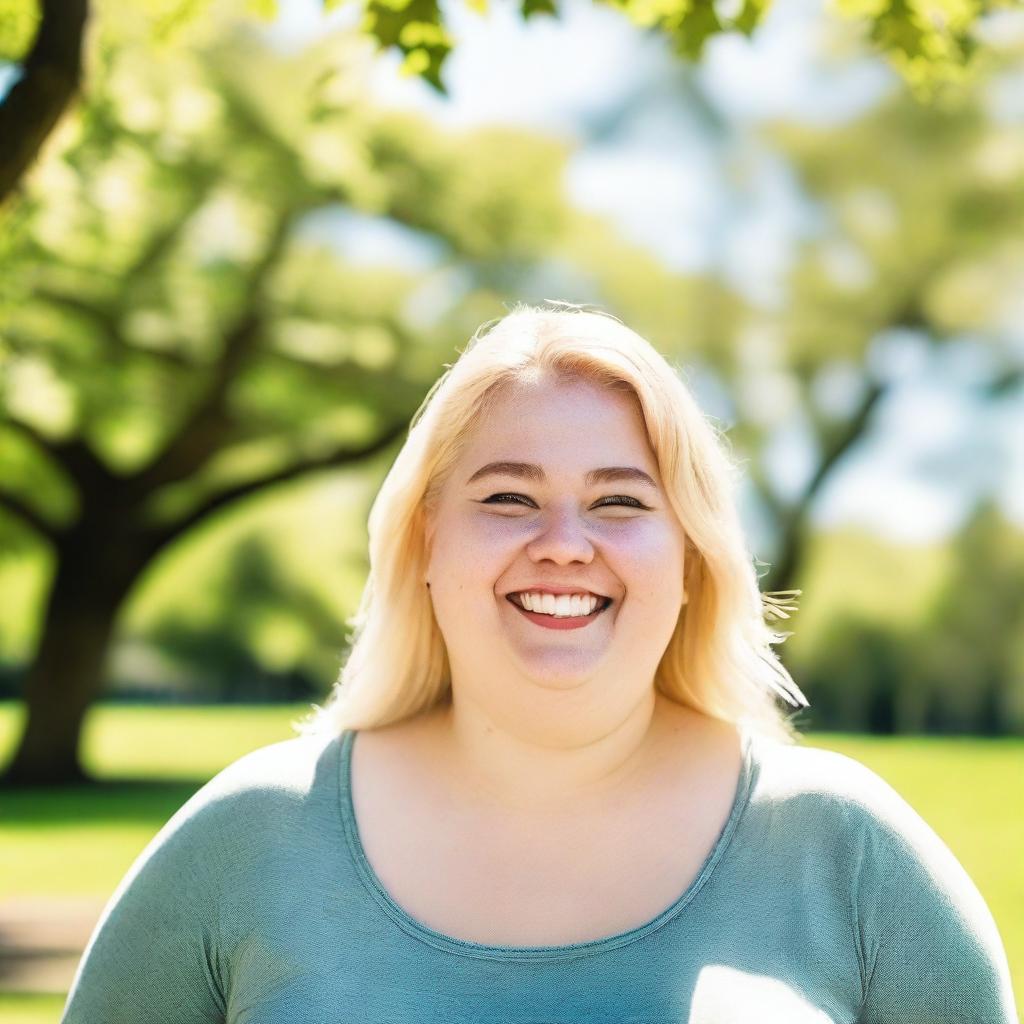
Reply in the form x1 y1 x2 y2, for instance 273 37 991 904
0 0 1008 208
2 15 748 784
790 503 1024 734
0 25 583 783
688 57 1024 595
4 13 1023 785
909 501 1024 734
0 0 88 201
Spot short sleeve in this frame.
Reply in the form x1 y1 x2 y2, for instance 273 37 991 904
852 773 1018 1023
59 786 230 1024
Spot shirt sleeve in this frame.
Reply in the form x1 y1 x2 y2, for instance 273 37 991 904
59 786 230 1024
852 772 1018 1023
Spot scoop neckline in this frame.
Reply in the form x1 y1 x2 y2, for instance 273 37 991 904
336 723 756 962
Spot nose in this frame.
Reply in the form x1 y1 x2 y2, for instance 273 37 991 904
524 502 595 565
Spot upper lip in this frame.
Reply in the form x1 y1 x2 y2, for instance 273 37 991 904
506 585 611 600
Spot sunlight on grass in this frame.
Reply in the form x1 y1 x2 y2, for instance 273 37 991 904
82 702 318 778
0 993 67 1024
0 702 317 894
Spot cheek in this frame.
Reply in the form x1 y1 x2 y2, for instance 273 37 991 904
603 521 686 599
462 513 539 554
428 514 519 582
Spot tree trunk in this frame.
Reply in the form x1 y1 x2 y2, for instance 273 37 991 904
0 531 138 787
0 0 90 204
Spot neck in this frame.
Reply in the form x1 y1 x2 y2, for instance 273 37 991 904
426 689 674 819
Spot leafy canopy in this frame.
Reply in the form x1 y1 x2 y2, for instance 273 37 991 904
0 0 1015 98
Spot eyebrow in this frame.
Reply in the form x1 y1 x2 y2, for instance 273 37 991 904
465 461 659 490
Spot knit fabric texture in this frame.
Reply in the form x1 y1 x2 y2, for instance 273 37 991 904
60 726 1019 1023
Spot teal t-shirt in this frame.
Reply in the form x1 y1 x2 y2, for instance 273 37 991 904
60 727 1018 1023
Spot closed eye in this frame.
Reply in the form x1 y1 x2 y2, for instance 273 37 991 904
481 492 649 510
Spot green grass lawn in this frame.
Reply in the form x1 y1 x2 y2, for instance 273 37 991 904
1 702 1021 1022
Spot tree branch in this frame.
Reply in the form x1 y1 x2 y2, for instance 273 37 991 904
137 416 411 561
1 414 54 455
1 412 112 495
127 212 299 497
745 456 787 526
126 189 207 281
986 364 1023 398
0 0 90 204
762 376 887 594
0 488 59 542
34 286 199 370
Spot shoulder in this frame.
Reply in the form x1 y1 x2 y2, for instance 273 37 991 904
202 732 338 799
746 735 996 923
741 735 965 878
746 735 914 829
153 733 341 854
739 736 1017 1019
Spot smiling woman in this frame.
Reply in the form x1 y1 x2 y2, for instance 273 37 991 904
298 299 811 750
60 301 1018 1023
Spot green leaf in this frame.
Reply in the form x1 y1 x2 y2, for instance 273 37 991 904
399 46 431 76
0 0 40 62
672 0 722 60
864 0 985 98
731 0 767 35
520 0 558 17
362 0 453 94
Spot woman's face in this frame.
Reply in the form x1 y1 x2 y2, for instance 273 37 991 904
424 375 689 736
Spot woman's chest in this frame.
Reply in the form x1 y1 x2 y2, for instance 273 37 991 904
349 730 741 948
356 820 720 947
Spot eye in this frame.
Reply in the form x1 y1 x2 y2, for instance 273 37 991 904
597 495 648 509
482 492 533 507
481 493 649 510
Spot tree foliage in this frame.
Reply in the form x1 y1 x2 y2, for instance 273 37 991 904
0 0 1017 209
793 504 1024 734
3 7 1024 783
0 18 720 781
0 24 562 778
0 0 1013 93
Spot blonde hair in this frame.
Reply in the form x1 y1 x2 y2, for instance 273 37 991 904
292 300 808 745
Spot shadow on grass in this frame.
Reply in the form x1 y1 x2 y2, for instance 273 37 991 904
0 778 209 827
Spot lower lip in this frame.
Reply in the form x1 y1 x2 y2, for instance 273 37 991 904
506 597 611 630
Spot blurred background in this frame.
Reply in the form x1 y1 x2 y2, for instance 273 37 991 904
0 0 1022 1019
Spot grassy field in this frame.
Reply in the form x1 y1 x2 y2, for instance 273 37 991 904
1 702 1021 1022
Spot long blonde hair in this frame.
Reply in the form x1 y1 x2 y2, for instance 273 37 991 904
292 301 808 744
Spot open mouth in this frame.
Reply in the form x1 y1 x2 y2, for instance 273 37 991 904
505 594 613 620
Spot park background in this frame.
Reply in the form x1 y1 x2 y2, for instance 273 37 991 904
0 0 1022 1019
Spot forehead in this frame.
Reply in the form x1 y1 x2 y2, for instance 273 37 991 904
462 377 655 467
485 375 641 420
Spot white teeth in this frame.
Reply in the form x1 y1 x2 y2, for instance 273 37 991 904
515 592 600 617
